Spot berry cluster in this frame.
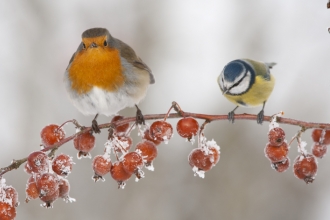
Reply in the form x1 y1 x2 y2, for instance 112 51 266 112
176 118 220 178
264 115 319 184
24 124 75 208
90 116 170 188
0 179 18 220
311 129 330 158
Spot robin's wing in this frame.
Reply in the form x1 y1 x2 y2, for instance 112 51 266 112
66 42 85 70
115 38 155 84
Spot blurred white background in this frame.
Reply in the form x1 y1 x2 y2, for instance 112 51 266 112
1 1 330 219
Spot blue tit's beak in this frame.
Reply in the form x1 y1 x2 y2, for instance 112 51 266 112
222 88 228 95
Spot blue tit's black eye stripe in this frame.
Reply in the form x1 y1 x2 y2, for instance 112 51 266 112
225 59 256 96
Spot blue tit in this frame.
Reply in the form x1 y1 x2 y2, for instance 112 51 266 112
217 59 276 124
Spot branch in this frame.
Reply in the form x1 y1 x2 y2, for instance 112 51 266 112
1 108 330 177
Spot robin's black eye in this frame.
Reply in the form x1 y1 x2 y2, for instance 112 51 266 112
82 43 86 49
103 40 108 46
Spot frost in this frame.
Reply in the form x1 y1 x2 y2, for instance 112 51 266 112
145 162 154 171
189 136 196 145
119 181 126 189
75 127 82 133
102 152 111 162
77 152 91 160
163 136 169 145
192 166 205 178
269 111 284 131
135 169 145 182
298 141 307 155
63 196 76 203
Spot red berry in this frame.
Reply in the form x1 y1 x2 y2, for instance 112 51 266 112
268 127 285 146
312 129 330 145
40 124 65 147
149 121 173 142
110 161 132 187
27 151 49 173
122 152 144 174
293 154 318 184
36 173 59 197
0 202 16 220
74 132 95 158
92 155 112 181
58 178 70 199
143 129 161 146
52 154 73 177
40 188 59 208
188 147 219 171
271 158 290 173
3 186 18 207
135 141 158 164
264 142 289 163
114 136 133 153
176 117 199 140
312 143 327 158
24 162 33 174
25 176 39 202
111 116 130 135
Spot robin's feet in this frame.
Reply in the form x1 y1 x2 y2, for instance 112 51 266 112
92 114 101 133
135 105 145 125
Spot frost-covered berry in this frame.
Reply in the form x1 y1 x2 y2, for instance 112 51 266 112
0 201 16 219
122 152 144 174
40 189 59 208
312 143 327 158
176 117 199 140
111 115 130 135
293 154 318 184
3 186 19 207
52 154 73 177
27 151 49 174
312 129 330 145
74 132 95 158
40 124 65 147
188 147 219 172
264 142 289 163
36 173 59 198
271 158 290 173
114 136 133 153
268 127 285 146
110 162 132 188
135 141 158 165
143 129 161 146
92 155 112 182
149 121 173 143
25 176 39 202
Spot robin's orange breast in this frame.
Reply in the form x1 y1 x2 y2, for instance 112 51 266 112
68 47 124 94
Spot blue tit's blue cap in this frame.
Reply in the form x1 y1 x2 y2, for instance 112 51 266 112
223 61 245 82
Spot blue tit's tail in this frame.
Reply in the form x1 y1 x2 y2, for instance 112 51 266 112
265 62 277 69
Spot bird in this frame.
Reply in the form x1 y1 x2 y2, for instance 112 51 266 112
64 27 155 133
217 59 275 124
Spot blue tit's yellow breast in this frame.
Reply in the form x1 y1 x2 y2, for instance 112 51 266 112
224 74 275 107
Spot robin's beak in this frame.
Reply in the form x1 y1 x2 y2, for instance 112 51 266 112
90 42 97 48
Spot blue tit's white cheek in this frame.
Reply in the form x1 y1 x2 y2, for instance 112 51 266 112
217 74 225 91
228 72 251 95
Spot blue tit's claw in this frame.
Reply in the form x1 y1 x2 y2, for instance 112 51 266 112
257 110 264 124
135 105 145 125
228 111 235 123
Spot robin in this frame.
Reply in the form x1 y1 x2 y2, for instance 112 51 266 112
64 27 155 133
